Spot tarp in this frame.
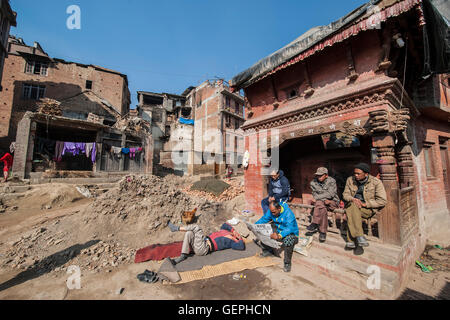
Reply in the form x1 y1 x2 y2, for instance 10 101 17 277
422 0 450 76
179 117 194 125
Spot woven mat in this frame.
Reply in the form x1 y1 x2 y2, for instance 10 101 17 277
174 255 277 284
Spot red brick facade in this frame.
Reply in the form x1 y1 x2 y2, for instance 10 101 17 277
0 37 130 150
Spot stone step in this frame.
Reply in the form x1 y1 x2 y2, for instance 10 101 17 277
292 231 402 299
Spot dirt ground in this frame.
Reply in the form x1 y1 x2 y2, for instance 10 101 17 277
0 175 448 300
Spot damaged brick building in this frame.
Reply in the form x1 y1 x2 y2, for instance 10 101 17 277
187 79 245 175
137 80 245 176
0 36 152 178
0 0 16 91
230 0 449 297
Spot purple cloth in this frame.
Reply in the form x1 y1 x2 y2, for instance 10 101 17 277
130 148 136 159
75 143 86 156
62 142 77 156
91 143 96 163
62 142 86 156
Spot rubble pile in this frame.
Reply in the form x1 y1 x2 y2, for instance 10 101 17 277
183 178 244 202
36 98 62 116
0 175 237 275
0 226 134 273
80 174 224 246
113 116 151 134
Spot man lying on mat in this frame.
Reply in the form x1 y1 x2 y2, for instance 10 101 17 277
167 221 245 265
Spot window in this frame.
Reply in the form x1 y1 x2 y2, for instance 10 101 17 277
86 80 93 89
423 143 436 178
25 61 48 76
235 118 240 129
225 96 230 109
235 101 240 114
23 84 46 100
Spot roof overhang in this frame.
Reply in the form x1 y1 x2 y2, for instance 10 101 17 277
230 0 423 91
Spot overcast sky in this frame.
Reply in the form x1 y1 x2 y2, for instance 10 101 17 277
10 0 367 108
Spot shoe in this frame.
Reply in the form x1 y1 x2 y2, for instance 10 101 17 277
137 271 159 283
307 223 319 233
260 249 274 257
356 236 369 247
319 233 326 243
345 242 356 250
283 263 291 273
354 246 364 256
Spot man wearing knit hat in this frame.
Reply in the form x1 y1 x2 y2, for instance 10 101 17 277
342 163 387 253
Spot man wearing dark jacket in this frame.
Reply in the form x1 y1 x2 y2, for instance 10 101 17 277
168 222 245 264
261 170 290 214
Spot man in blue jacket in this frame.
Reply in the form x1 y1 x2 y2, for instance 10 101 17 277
255 201 299 272
261 170 291 214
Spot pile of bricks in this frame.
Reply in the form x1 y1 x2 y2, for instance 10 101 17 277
36 98 62 116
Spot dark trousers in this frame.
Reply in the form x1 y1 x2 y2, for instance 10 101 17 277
312 200 338 234
260 234 299 265
261 196 288 214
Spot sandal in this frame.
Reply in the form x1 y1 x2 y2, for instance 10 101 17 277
137 270 159 283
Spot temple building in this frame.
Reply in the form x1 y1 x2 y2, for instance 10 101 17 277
230 0 449 297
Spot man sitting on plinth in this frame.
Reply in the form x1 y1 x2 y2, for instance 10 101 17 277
307 167 340 243
342 163 387 253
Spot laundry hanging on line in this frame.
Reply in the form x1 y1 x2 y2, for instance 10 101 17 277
55 141 97 163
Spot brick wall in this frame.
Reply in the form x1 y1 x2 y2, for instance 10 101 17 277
0 41 130 150
412 117 450 240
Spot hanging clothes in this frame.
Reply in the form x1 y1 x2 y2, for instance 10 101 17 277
62 142 86 156
121 148 130 155
111 146 122 159
74 143 86 156
62 142 77 156
85 143 97 163
91 143 96 163
54 141 64 162
129 148 136 159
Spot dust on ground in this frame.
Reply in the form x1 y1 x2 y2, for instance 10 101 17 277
0 174 241 287
0 174 448 300
397 245 450 300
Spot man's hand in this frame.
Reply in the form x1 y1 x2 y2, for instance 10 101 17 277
270 233 281 240
352 198 363 209
168 222 180 232
269 197 275 202
324 199 334 206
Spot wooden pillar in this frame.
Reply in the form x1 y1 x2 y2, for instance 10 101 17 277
372 133 401 245
120 132 126 172
95 130 103 174
397 143 415 188
370 110 402 245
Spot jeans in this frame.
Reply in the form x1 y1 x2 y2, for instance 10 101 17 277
260 234 299 265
